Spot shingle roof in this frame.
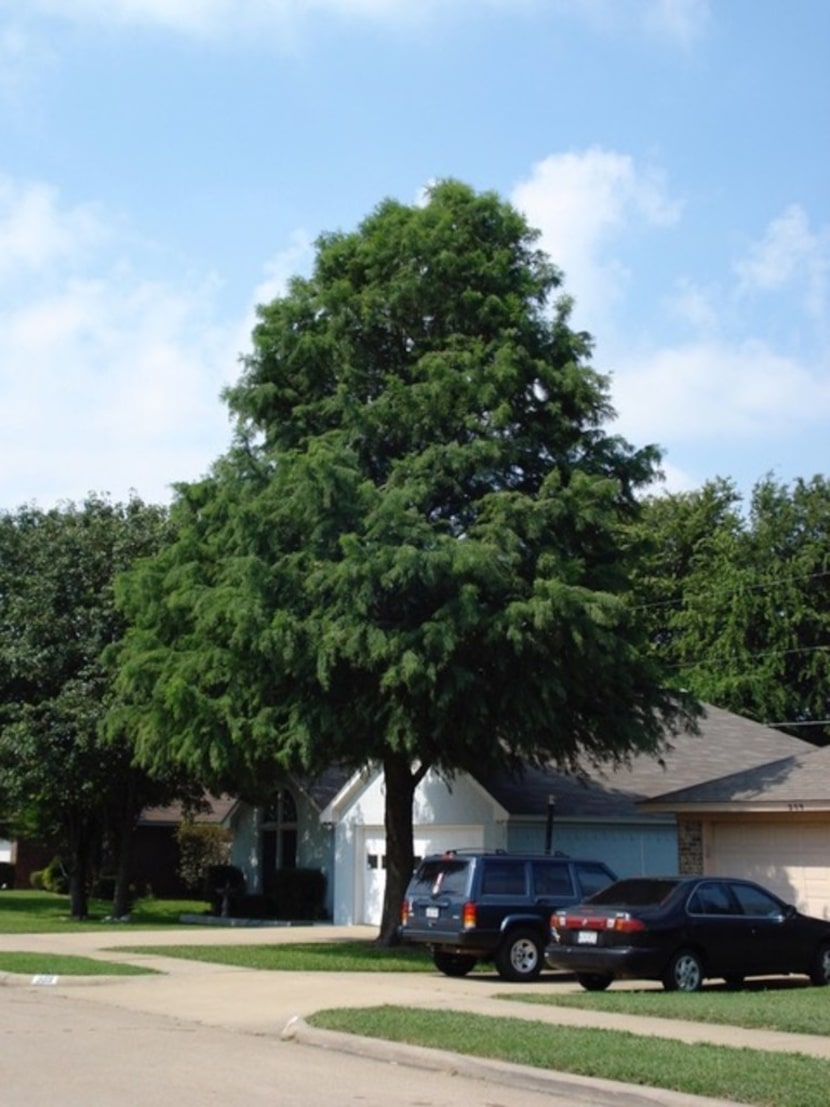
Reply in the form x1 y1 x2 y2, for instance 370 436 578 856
476 704 816 819
138 793 237 826
642 742 830 809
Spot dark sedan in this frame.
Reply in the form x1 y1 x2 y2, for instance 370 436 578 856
546 875 830 992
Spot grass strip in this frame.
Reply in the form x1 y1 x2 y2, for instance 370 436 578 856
0 951 156 976
116 940 433 972
503 984 830 1037
0 891 209 932
308 1005 830 1107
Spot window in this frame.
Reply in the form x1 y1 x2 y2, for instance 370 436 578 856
575 862 614 899
409 860 469 896
532 861 574 898
688 882 737 916
731 882 785 918
262 789 298 870
481 860 526 896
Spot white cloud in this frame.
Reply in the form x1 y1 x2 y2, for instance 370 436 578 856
664 278 720 334
611 340 830 444
0 177 107 277
551 0 710 47
3 0 710 45
511 148 681 330
643 0 710 47
0 175 244 509
3 0 430 40
735 204 829 325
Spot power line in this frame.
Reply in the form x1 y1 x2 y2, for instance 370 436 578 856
631 568 830 613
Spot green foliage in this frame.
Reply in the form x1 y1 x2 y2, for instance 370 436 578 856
175 822 232 891
632 475 830 744
113 181 690 936
29 857 69 894
0 495 201 918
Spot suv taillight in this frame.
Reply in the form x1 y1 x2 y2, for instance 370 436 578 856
401 899 410 926
462 901 477 929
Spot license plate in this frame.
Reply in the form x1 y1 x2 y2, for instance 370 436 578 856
577 930 598 945
426 906 440 919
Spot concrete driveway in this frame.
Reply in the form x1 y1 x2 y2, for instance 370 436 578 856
1 922 826 1107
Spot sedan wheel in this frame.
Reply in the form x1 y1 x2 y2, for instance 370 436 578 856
495 928 543 982
432 951 477 978
809 943 830 986
663 949 703 992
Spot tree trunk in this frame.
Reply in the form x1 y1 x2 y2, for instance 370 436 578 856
65 814 93 920
377 752 427 945
111 820 136 919
110 772 140 918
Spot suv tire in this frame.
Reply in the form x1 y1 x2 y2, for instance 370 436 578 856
495 928 544 982
432 951 477 977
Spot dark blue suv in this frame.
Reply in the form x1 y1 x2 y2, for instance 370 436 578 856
400 850 616 981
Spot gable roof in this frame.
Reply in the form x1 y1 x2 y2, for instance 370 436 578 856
476 704 815 820
642 742 830 813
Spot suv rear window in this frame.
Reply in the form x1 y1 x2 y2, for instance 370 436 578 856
408 858 470 897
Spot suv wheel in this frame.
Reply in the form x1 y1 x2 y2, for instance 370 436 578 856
495 928 543 982
576 972 613 992
432 951 477 978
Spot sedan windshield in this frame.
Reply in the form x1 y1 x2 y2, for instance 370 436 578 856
587 878 682 907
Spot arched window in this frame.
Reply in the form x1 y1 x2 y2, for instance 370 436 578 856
262 789 298 884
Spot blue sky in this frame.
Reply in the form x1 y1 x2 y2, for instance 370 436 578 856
1 0 827 510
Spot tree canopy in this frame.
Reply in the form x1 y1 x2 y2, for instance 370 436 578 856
632 474 830 746
0 495 190 917
114 181 688 938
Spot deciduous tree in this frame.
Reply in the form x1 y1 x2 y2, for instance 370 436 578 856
114 181 688 940
0 495 191 918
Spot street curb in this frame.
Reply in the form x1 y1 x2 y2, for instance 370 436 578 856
280 1016 739 1107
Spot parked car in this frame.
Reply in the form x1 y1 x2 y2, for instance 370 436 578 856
400 850 617 981
547 875 830 992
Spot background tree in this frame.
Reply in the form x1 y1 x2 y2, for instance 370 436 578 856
632 475 830 746
0 495 193 918
114 181 690 941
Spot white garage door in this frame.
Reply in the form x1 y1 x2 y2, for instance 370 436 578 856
359 825 484 926
711 822 830 921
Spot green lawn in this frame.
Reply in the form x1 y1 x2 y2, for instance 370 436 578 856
0 890 210 932
119 940 434 972
309 1005 830 1107
0 951 156 976
503 979 830 1037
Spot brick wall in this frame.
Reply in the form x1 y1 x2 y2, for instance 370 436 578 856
677 819 703 874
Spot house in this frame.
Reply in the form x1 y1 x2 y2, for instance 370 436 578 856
228 704 821 926
642 741 830 920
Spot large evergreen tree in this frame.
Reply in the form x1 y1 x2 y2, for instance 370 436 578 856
114 181 687 939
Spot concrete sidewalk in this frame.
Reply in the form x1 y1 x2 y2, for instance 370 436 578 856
1 921 827 1106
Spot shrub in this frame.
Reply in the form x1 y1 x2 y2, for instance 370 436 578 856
204 864 246 916
0 861 15 889
41 856 69 894
176 822 232 892
269 869 326 920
